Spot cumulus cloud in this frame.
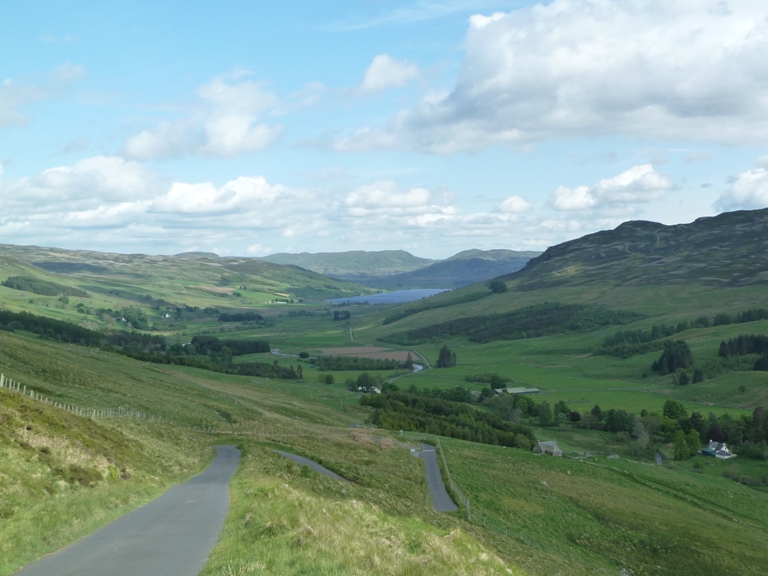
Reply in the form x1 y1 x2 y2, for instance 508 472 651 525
3 156 161 204
0 157 308 251
124 75 282 159
716 159 768 211
152 177 283 214
358 55 420 95
550 165 673 211
0 156 647 257
371 0 768 153
343 181 465 230
497 195 531 214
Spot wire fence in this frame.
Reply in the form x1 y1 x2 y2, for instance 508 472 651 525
0 372 173 423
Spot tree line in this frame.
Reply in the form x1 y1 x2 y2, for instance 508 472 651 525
382 303 643 345
381 291 490 325
120 350 299 379
218 311 263 322
361 389 536 450
2 276 90 298
488 390 768 462
188 335 270 356
0 309 303 380
597 308 768 358
315 355 405 371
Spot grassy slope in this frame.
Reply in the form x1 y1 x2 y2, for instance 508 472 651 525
0 330 524 575
201 439 519 576
5 324 768 575
438 436 768 576
3 211 768 574
0 388 212 575
0 245 371 329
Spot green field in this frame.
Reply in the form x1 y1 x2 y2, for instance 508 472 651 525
2 233 768 574
435 436 768 576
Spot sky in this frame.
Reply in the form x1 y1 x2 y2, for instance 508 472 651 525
2 0 768 259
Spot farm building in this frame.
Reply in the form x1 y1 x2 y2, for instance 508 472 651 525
700 440 736 459
534 440 562 457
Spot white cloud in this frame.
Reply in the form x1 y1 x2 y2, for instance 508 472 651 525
551 186 597 211
152 176 282 214
3 156 161 204
498 195 531 214
62 201 152 228
358 55 420 95
345 181 438 218
124 75 282 159
0 156 672 257
382 0 768 153
246 243 271 255
716 160 768 211
550 165 673 211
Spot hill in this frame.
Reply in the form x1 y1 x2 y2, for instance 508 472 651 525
261 248 540 289
0 244 372 321
504 208 768 290
365 249 540 289
4 209 768 576
260 250 434 277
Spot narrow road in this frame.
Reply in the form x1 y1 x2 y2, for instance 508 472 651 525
14 445 241 576
273 449 347 481
418 444 458 512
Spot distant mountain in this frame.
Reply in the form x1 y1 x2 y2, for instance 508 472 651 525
260 249 540 289
361 250 541 289
259 250 434 278
504 208 768 290
0 244 371 304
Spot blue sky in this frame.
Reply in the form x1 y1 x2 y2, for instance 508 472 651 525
2 0 767 258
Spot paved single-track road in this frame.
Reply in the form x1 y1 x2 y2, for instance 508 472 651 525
14 445 241 576
273 449 346 480
418 444 458 512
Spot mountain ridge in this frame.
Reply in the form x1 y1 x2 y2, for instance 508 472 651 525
503 208 768 289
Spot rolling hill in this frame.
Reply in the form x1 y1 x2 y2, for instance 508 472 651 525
0 244 372 315
261 248 541 289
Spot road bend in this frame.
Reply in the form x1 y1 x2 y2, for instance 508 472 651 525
14 445 241 576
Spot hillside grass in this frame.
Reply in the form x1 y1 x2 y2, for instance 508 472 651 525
200 438 521 576
0 388 212 575
435 436 768 576
3 250 768 575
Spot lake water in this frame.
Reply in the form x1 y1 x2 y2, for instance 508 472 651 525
328 288 450 305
